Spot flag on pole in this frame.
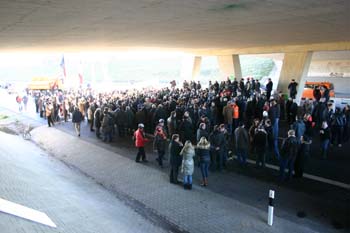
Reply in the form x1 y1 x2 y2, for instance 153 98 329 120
60 56 66 83
78 73 83 86
78 61 84 86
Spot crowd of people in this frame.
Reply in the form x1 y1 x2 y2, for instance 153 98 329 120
29 77 350 189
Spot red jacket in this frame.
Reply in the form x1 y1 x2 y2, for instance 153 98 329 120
134 129 149 147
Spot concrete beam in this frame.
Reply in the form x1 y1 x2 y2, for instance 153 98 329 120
193 41 350 56
217 55 242 80
277 52 313 103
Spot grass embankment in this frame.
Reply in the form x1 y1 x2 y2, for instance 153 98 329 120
0 114 9 120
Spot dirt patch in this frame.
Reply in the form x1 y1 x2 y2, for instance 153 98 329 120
0 126 18 135
0 121 32 136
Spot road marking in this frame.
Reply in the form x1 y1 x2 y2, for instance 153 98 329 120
0 198 57 228
232 156 350 190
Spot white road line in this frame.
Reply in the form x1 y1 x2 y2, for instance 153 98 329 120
0 198 57 228
233 156 350 190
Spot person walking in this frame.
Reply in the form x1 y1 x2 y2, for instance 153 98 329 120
169 134 183 184
134 123 149 162
72 106 83 136
46 101 54 127
196 137 211 186
180 141 195 190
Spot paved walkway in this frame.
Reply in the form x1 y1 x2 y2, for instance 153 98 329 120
30 126 340 233
0 131 166 233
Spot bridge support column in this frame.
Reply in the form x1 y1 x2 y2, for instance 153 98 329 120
217 55 242 80
277 52 313 103
191 56 202 80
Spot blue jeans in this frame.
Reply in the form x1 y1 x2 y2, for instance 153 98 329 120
183 175 193 185
279 158 295 180
272 118 279 140
273 118 280 160
226 123 232 135
103 131 112 142
200 162 210 179
236 148 247 165
218 149 224 170
321 139 330 158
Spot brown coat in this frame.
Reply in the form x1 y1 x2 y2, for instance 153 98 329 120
222 105 233 124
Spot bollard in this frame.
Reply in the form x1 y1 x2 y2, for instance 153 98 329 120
268 190 275 226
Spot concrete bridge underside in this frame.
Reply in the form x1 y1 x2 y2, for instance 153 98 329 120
0 0 350 98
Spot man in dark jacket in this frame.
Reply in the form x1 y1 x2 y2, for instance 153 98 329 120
288 79 298 99
234 122 249 165
169 134 183 184
269 99 281 160
154 125 167 168
289 99 298 126
179 112 193 143
279 130 299 181
294 134 312 178
253 126 268 168
330 107 346 147
211 124 226 171
266 78 273 101
94 107 102 138
116 107 128 137
72 106 83 137
102 108 113 142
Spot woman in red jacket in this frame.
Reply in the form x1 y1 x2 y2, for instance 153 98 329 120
134 123 149 162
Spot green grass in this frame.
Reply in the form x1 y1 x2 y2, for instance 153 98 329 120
0 114 9 120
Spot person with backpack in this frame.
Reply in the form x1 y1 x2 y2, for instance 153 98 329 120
253 126 268 168
294 134 312 178
279 130 299 181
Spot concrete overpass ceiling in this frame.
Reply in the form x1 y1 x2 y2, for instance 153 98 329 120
0 0 349 51
312 51 350 60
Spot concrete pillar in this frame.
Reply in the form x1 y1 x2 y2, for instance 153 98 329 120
217 55 242 80
192 56 202 80
233 55 243 80
277 52 313 103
